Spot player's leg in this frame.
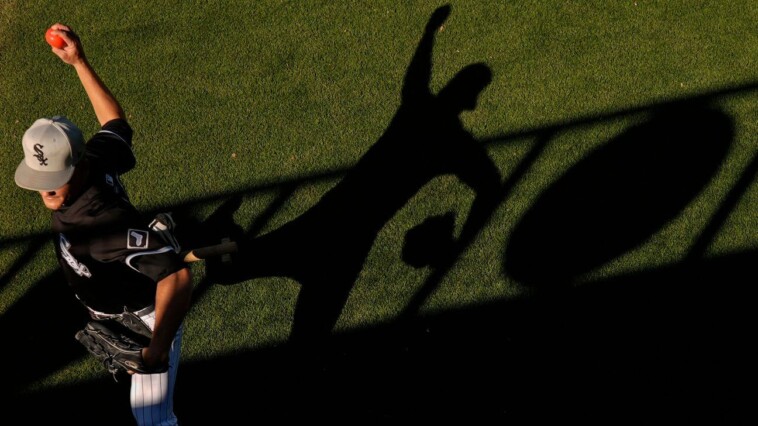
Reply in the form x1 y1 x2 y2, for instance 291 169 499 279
130 311 184 426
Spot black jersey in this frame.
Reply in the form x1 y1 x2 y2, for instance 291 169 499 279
52 119 185 314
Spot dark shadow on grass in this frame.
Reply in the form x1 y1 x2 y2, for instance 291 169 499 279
7 249 754 424
0 235 47 292
686 150 758 260
504 101 735 288
400 131 550 319
1 269 92 394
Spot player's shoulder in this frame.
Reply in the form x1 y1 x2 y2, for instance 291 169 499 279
86 118 136 174
94 118 133 147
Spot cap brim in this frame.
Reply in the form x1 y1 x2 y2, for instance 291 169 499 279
15 160 74 191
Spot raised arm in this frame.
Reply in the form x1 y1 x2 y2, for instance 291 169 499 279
401 5 451 101
48 23 125 126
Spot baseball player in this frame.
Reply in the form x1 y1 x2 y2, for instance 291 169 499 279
14 23 192 425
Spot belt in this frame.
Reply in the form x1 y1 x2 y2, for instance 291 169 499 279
86 304 155 320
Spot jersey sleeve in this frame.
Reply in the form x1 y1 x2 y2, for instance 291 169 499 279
85 118 136 174
91 225 187 284
125 242 187 283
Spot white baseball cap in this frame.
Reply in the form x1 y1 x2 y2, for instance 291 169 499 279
15 116 85 191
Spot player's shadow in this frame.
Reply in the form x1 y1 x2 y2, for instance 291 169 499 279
203 4 502 347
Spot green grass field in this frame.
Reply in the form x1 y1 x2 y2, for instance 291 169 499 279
1 1 756 423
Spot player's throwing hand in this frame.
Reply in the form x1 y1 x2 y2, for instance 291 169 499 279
47 23 85 66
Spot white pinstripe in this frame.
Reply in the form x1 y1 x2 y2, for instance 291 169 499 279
125 247 176 273
130 310 183 426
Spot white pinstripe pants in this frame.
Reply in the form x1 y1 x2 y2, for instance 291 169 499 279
131 310 183 426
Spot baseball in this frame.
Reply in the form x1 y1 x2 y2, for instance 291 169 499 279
45 27 66 49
